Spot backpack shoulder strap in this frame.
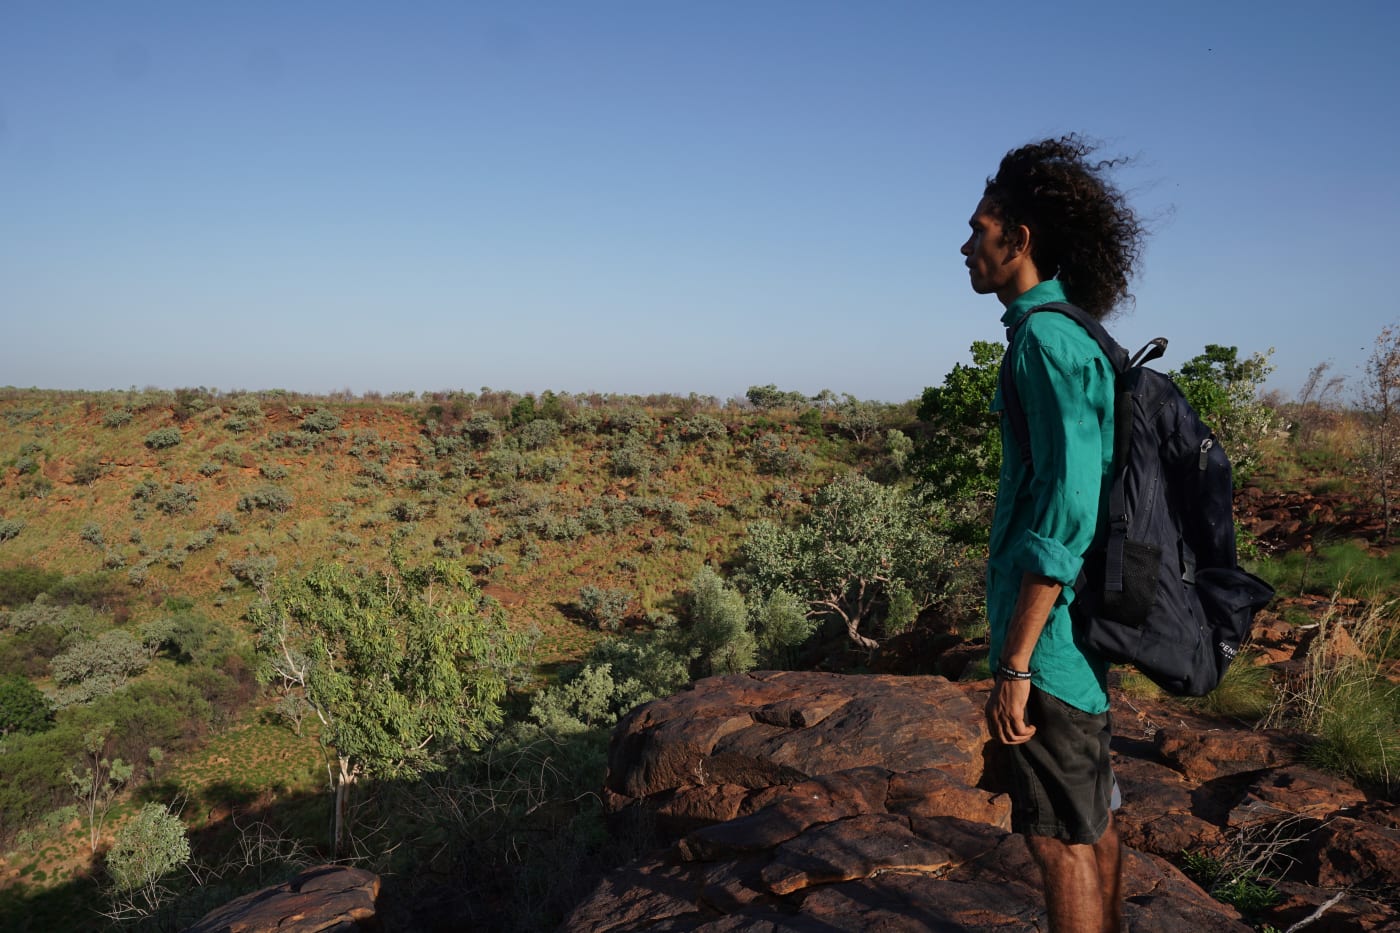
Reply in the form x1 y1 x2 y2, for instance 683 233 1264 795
1000 301 1128 470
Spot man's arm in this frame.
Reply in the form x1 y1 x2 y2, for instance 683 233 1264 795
986 572 1062 745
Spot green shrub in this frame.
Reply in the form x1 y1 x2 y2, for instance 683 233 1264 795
50 629 149 686
678 413 727 441
0 519 25 543
260 464 289 481
155 484 199 516
197 461 222 477
748 433 812 475
608 435 655 478
80 524 105 549
143 427 182 450
686 567 755 676
519 419 561 450
72 456 105 485
0 674 53 735
103 409 133 428
300 408 340 433
237 484 293 513
577 586 633 632
0 565 63 604
229 555 277 592
1188 655 1275 721
105 802 190 898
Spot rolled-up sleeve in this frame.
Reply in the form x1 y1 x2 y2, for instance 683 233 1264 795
1006 335 1109 589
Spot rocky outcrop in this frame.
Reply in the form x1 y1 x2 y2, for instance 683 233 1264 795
563 671 1400 932
603 671 994 836
181 865 381 933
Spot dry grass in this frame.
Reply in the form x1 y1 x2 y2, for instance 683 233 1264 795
1265 594 1400 791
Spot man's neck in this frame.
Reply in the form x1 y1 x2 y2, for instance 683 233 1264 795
998 272 1049 308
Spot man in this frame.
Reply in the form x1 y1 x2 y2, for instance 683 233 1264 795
961 135 1145 933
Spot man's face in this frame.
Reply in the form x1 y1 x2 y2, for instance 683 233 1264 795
960 196 1021 297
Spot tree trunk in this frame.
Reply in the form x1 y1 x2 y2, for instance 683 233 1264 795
330 756 354 858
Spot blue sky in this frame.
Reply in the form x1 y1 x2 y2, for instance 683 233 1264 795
2 1 1395 403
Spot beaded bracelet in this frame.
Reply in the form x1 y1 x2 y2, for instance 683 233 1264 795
994 662 1033 682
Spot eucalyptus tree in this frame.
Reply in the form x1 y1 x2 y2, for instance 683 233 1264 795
251 559 527 856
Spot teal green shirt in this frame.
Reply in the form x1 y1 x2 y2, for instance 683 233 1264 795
988 280 1113 714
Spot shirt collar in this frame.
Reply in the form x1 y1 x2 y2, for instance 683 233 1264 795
1000 279 1068 331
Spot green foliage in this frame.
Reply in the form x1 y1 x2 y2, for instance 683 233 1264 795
229 555 278 593
748 433 813 475
155 483 199 516
1171 344 1277 484
0 566 63 605
743 473 958 648
251 559 527 854
835 394 881 443
914 340 1003 502
1254 539 1400 598
1187 655 1275 721
1181 850 1283 913
79 523 104 548
102 409 133 428
0 674 52 736
0 519 25 543
300 408 340 433
677 413 727 441
139 611 207 662
686 567 756 676
67 725 134 853
1266 602 1400 793
577 586 633 632
105 802 190 903
49 629 149 686
72 455 106 485
510 395 538 426
751 588 817 667
608 434 656 478
462 411 501 446
519 418 561 450
237 483 293 513
745 384 807 410
143 427 183 450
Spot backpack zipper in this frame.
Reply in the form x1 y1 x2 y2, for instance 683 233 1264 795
1199 437 1214 471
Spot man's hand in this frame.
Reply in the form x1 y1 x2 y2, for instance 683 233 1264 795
986 677 1037 745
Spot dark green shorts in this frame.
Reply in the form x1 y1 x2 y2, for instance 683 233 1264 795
1001 686 1112 845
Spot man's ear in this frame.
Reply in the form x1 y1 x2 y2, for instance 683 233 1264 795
1008 224 1033 259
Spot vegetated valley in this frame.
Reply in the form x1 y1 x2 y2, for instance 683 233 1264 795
0 341 1395 932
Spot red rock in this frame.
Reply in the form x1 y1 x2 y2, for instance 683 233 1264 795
181 865 380 933
1155 728 1304 782
606 672 988 810
1298 817 1400 888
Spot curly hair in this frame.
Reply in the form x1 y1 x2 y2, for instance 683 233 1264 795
983 134 1145 320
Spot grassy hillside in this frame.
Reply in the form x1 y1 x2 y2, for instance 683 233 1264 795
2 382 1395 932
0 387 882 661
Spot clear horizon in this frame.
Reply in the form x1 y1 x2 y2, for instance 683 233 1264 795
3 1 1395 403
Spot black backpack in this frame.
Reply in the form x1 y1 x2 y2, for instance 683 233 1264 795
1000 302 1275 696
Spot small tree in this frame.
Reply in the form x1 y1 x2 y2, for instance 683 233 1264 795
251 559 526 856
687 567 755 677
0 674 52 735
836 394 881 444
105 802 190 919
1170 344 1277 484
68 725 134 853
914 340 1004 502
743 473 956 650
1360 325 1400 539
